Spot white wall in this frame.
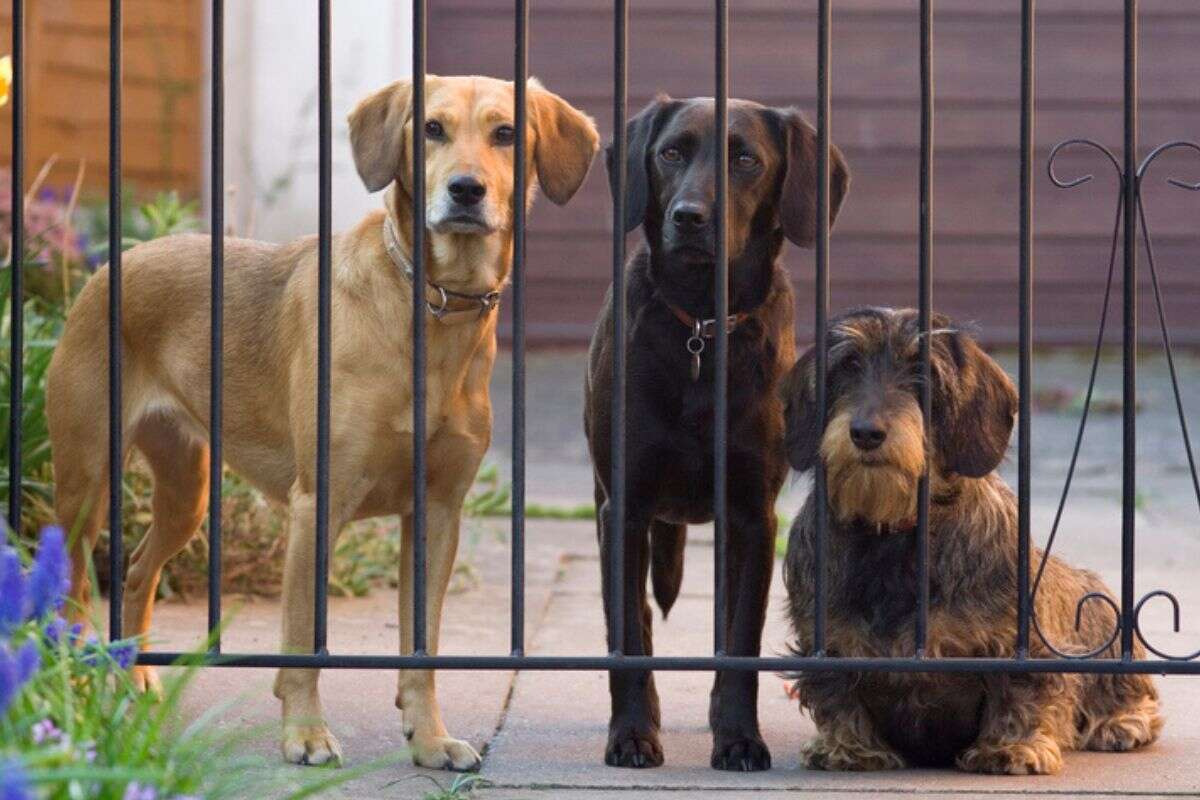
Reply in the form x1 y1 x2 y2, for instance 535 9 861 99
210 0 412 242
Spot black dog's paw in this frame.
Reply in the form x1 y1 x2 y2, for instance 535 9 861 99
605 725 664 768
710 734 771 772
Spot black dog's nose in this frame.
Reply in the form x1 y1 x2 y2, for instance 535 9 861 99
447 175 487 206
670 201 709 230
850 420 887 451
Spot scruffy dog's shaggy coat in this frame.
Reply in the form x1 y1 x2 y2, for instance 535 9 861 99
782 307 1162 775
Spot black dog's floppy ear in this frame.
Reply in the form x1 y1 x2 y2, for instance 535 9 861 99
934 330 1018 478
782 346 823 472
606 95 672 233
776 109 850 248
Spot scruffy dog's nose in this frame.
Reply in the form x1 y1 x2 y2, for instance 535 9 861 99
448 175 487 206
850 420 887 451
670 201 709 230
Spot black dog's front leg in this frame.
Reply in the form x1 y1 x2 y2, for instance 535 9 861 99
598 492 662 768
708 503 775 771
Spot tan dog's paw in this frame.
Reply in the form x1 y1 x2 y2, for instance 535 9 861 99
411 735 481 772
130 665 162 697
801 735 905 771
282 724 343 767
1086 711 1161 752
957 739 1062 775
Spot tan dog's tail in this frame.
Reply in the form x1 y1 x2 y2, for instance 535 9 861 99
650 521 686 618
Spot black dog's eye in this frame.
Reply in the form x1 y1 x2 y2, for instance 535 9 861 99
493 124 516 146
734 152 760 170
660 147 683 163
424 120 446 140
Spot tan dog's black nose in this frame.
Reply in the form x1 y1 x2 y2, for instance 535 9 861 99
850 419 887 451
448 175 487 206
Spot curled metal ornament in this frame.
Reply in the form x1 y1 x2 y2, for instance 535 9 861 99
1029 138 1126 659
1137 140 1200 190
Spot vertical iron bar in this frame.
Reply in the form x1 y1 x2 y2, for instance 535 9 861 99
812 0 831 656
1120 0 1138 660
915 0 933 657
412 0 429 656
511 0 528 657
609 0 628 655
713 0 729 657
208 0 225 653
108 0 124 642
1016 0 1034 658
313 0 331 654
7 0 23 533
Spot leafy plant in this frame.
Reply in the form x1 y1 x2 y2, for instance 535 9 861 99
1 527 376 799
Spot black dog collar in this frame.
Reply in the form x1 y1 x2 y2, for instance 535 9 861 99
664 302 749 381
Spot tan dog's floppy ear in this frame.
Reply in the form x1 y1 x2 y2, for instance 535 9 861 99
348 79 414 193
782 346 822 472
933 329 1018 478
777 109 850 248
528 78 600 206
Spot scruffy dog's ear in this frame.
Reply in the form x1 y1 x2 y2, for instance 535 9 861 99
776 109 851 248
606 95 674 233
348 79 414 193
934 331 1018 478
528 78 601 206
782 347 823 472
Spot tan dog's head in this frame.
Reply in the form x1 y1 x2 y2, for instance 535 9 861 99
349 75 599 236
783 308 1017 527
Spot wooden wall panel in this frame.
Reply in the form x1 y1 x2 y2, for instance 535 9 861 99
0 0 203 198
430 0 1200 345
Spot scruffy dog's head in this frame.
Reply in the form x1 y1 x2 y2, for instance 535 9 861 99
782 307 1017 527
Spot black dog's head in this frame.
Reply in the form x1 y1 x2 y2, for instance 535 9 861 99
783 307 1017 527
607 95 850 308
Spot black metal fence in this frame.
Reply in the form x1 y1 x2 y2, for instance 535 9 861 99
6 0 1200 685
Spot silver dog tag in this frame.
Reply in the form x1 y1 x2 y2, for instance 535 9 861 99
687 321 705 381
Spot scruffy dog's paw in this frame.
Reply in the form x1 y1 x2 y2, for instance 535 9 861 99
605 724 664 768
411 734 482 772
957 739 1062 775
282 723 343 767
1086 708 1162 753
711 734 771 772
801 735 905 771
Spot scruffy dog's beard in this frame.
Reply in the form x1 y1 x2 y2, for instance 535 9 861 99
820 407 927 527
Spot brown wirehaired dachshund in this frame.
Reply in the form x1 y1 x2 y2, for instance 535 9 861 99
782 307 1162 774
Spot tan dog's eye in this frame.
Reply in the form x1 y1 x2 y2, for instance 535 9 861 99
660 147 683 163
424 120 445 140
493 125 515 146
734 152 760 170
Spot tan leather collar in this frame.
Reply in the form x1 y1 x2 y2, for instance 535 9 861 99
382 215 502 325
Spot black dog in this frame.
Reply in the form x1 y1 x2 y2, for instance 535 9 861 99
583 95 850 771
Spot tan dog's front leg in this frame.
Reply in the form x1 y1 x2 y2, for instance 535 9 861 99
797 673 906 771
396 502 482 772
274 485 343 767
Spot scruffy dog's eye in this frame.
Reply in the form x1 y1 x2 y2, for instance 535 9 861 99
660 147 683 163
493 124 516 146
424 120 446 140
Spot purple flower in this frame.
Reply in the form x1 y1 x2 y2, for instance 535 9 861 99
0 759 32 800
0 548 26 634
31 717 61 744
14 640 38 682
0 643 32 713
122 782 159 800
27 527 69 619
109 639 137 670
43 616 67 645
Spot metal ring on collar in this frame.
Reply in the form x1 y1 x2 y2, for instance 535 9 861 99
427 285 450 319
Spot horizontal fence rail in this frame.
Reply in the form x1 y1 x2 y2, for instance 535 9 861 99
4 0 1200 683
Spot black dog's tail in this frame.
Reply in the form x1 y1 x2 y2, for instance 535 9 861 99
650 521 687 618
